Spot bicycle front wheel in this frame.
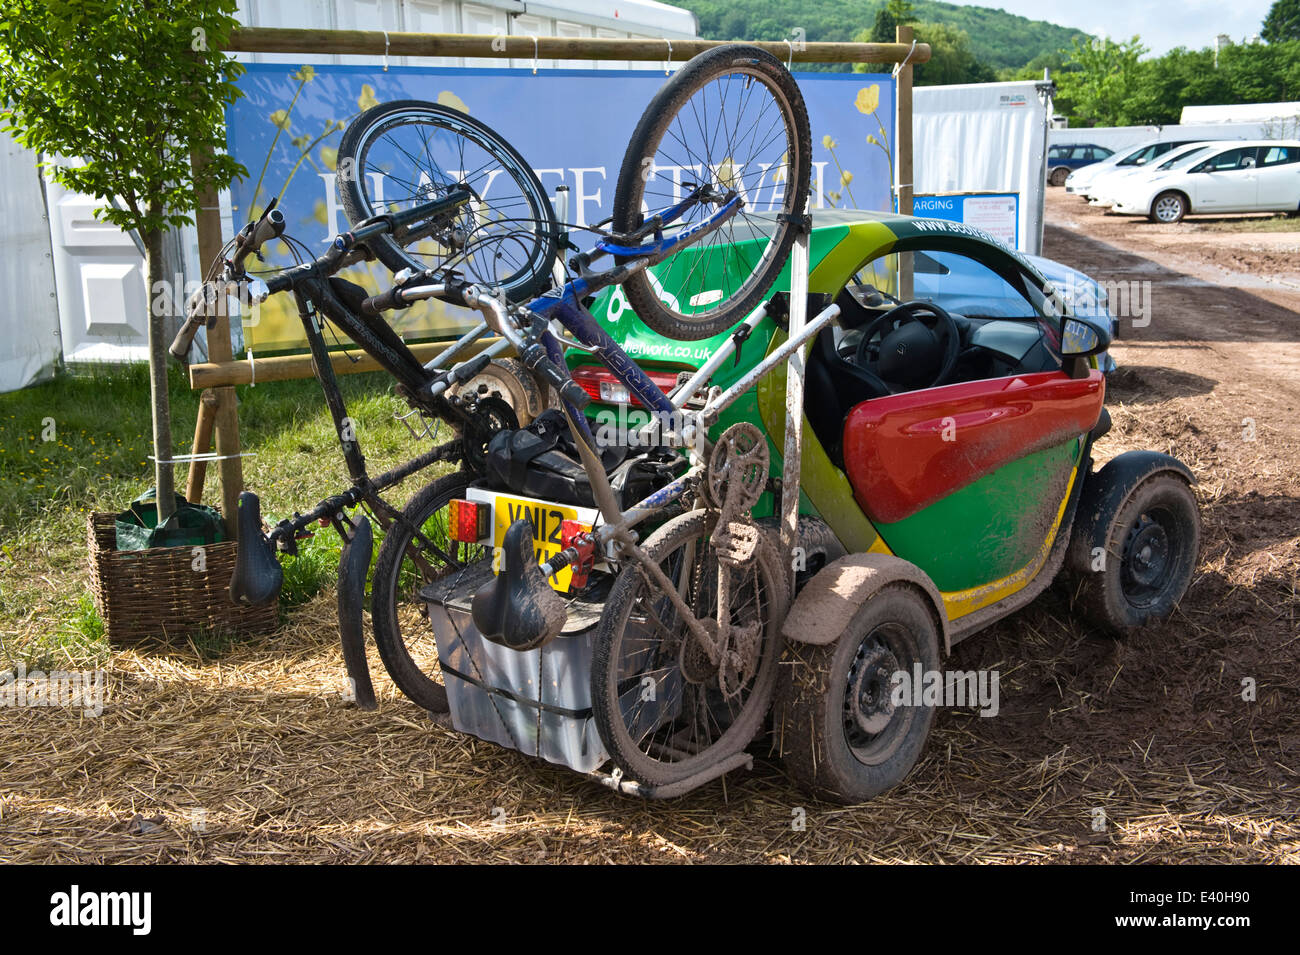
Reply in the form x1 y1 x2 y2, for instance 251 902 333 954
338 101 558 303
612 45 811 341
590 510 788 788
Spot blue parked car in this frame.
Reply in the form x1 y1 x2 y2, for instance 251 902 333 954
1048 143 1114 187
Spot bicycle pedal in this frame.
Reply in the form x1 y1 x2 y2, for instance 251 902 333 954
716 521 759 565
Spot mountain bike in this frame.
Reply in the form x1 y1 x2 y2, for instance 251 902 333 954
332 45 816 791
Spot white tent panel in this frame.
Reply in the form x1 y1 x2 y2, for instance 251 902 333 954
914 81 1050 254
1182 101 1300 125
0 132 61 393
1053 121 1294 154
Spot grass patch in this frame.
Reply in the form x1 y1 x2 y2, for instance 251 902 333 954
0 360 458 668
1193 214 1300 234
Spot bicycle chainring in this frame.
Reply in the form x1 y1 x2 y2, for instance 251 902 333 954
704 422 768 513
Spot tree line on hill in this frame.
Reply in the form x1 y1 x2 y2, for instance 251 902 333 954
680 0 1300 127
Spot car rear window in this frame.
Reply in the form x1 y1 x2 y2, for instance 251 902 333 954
1260 146 1298 167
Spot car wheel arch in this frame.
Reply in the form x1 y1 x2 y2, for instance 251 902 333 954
780 552 952 654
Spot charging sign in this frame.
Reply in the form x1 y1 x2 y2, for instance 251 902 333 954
913 193 1019 249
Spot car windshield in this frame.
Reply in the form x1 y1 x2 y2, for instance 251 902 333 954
1157 145 1213 171
1118 142 1160 165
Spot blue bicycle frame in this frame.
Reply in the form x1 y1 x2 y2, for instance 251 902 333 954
521 192 746 444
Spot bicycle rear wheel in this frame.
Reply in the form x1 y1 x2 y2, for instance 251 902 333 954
612 45 811 341
338 100 558 303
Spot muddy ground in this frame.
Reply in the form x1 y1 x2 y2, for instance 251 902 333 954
1 191 1296 864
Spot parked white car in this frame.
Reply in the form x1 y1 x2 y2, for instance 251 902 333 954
1064 138 1204 198
1110 140 1300 223
1087 142 1219 208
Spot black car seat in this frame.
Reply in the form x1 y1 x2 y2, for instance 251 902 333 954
804 325 891 469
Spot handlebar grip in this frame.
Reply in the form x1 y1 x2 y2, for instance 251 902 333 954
558 378 592 410
169 316 204 362
361 285 408 316
451 352 491 384
252 209 286 248
233 209 286 268
520 343 591 410
390 190 471 229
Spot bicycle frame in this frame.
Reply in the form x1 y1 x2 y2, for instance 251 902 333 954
400 193 842 559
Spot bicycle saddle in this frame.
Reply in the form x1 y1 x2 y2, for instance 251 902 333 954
471 518 567 652
229 491 283 607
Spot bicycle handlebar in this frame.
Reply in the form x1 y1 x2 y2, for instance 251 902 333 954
232 208 286 271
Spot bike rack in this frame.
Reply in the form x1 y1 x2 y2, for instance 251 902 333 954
781 206 811 594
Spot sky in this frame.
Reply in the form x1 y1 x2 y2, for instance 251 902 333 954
963 0 1276 56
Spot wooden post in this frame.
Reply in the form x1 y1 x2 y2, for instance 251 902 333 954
187 336 501 389
895 24 915 218
192 154 244 539
185 389 219 504
896 24 916 301
225 28 929 65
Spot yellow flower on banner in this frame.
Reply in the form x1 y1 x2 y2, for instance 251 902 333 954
269 109 291 131
321 147 338 170
715 156 738 189
293 65 316 83
358 84 379 111
822 134 837 150
840 170 853 186
855 85 880 115
437 90 469 114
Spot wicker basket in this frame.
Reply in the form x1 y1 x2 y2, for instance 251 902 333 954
87 512 279 644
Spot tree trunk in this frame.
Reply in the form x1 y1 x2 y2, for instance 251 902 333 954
144 225 176 523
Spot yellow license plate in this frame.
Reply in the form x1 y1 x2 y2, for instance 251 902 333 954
490 494 580 592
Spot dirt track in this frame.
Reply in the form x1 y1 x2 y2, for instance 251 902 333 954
2 193 1297 864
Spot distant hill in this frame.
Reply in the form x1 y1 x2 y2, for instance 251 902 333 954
675 0 1089 72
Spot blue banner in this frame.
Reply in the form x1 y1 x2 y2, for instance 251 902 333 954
226 63 896 350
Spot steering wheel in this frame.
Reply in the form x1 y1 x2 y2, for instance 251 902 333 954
854 300 961 394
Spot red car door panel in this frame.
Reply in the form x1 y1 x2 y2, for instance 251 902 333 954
842 370 1105 525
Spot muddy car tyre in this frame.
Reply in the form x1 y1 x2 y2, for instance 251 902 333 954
775 584 940 804
1073 474 1200 634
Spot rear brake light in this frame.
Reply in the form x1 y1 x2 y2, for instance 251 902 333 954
570 365 679 407
448 499 489 543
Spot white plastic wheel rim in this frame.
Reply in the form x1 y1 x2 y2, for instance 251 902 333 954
1155 196 1182 222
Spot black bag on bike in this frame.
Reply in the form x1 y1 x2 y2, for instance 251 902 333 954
484 409 684 510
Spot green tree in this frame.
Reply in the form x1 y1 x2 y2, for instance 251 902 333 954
1263 0 1300 42
1055 35 1148 127
870 0 915 44
911 21 997 85
0 0 246 522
